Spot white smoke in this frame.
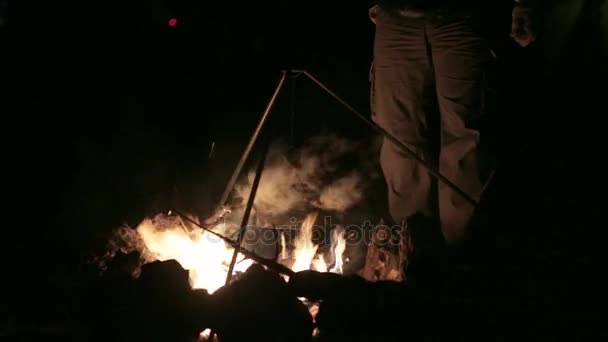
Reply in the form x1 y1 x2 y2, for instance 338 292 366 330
234 134 377 222
93 225 145 272
94 134 378 281
314 172 363 212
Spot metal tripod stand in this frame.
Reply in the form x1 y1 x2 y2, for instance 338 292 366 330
215 69 479 283
202 69 480 341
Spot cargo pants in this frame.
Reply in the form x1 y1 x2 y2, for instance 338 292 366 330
370 6 491 243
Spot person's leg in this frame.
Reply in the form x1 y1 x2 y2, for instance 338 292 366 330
429 16 490 243
372 9 435 225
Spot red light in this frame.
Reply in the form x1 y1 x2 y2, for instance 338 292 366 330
168 18 178 27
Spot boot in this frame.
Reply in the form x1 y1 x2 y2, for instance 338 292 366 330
404 213 448 289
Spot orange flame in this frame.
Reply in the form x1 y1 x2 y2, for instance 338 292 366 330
121 212 346 295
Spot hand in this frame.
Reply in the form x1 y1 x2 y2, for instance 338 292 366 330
511 6 537 47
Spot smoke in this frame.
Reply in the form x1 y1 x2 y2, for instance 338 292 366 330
314 172 363 212
95 134 379 277
92 224 146 274
93 213 208 276
234 133 378 222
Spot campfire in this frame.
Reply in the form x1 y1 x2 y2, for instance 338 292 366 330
133 211 347 294
102 210 346 340
96 134 406 340
101 135 367 292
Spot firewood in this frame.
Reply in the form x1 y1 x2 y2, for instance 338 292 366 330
358 221 411 282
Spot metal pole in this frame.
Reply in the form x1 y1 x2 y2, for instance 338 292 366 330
224 135 272 286
205 71 288 225
172 209 295 277
301 71 478 208
289 72 297 146
206 74 285 342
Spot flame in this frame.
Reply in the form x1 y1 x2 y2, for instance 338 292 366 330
136 217 252 294
290 213 346 274
292 212 320 272
329 226 346 274
115 211 346 296
104 211 349 341
280 232 288 260
199 329 214 341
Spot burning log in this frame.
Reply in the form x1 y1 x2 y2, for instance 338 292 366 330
95 209 352 340
134 260 213 341
208 264 313 342
107 260 313 342
173 209 295 279
288 270 420 341
288 269 447 341
359 221 410 282
289 270 368 302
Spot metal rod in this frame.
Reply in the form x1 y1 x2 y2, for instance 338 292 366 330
211 142 271 342
301 71 478 208
224 134 272 285
173 209 296 277
173 209 234 242
206 71 288 224
289 73 297 146
203 72 287 342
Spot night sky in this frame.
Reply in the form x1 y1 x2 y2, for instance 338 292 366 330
4 0 381 317
6 1 377 249
2 0 607 339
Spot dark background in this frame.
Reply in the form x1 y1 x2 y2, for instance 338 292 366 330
2 0 606 339
5 0 379 258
